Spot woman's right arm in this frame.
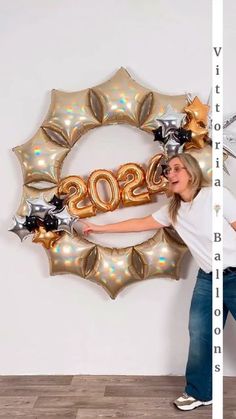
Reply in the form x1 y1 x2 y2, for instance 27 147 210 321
80 216 164 236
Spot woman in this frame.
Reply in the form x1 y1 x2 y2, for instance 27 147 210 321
81 153 236 411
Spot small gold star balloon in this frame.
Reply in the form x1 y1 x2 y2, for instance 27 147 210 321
184 96 210 126
32 227 61 249
183 119 208 149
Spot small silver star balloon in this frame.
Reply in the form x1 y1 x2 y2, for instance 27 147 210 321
52 207 77 235
26 195 56 218
164 138 181 157
155 105 186 137
9 216 32 241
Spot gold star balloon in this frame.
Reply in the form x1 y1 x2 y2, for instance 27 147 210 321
32 227 61 249
13 128 69 184
91 67 150 126
184 96 210 126
42 89 101 147
85 246 141 299
140 92 188 132
134 228 187 279
46 232 95 277
183 118 208 149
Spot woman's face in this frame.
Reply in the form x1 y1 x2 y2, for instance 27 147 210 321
166 157 192 195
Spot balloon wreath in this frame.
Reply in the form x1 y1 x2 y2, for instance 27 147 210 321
10 68 214 299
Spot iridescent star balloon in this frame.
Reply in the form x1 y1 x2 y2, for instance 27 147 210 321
91 67 150 126
42 89 101 147
13 128 69 184
134 228 187 279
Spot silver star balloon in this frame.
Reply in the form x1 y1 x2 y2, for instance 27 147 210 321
26 195 56 218
164 138 181 157
9 216 32 241
51 207 77 235
155 105 186 138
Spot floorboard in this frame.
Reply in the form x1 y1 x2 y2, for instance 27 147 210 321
0 375 233 418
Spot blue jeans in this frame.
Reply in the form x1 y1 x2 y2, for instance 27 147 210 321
185 268 236 401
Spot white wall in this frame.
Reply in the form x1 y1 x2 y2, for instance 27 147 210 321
0 0 235 375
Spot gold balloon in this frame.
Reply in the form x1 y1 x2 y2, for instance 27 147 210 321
13 128 69 184
42 89 101 147
183 118 208 149
140 92 188 132
85 246 141 299
185 145 212 183
59 176 96 218
91 67 150 126
145 153 168 194
17 185 58 216
32 227 61 249
117 163 151 206
46 232 95 277
184 96 210 126
88 170 120 212
134 228 187 279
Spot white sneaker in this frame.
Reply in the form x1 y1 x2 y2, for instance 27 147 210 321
174 392 212 411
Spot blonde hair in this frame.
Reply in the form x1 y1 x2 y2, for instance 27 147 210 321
167 153 207 224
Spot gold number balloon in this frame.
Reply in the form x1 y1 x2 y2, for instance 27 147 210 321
145 153 168 194
88 170 120 212
117 163 151 206
59 176 96 218
11 68 209 298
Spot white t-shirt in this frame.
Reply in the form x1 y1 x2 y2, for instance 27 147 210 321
151 187 236 273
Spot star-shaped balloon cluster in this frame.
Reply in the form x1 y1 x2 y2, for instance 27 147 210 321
9 195 77 248
152 97 210 156
152 105 192 156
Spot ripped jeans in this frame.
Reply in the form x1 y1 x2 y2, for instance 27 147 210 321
185 268 236 401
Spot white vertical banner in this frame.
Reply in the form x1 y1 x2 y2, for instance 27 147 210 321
212 1 223 419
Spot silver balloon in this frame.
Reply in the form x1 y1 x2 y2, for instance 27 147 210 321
9 216 32 241
155 105 186 138
164 138 181 157
27 196 56 218
52 207 77 235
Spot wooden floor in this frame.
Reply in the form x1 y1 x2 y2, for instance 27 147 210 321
0 375 234 418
